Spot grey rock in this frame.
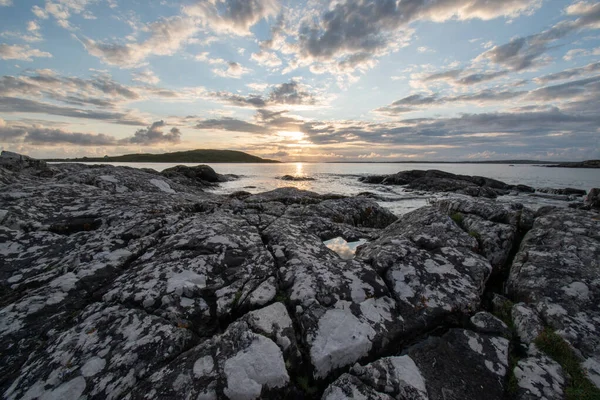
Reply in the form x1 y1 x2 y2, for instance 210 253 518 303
537 187 587 196
360 169 534 198
507 208 600 387
356 207 492 336
585 188 600 209
470 311 511 337
513 344 566 400
279 174 315 181
512 303 544 344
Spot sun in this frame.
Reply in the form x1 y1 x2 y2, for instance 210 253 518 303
278 131 306 141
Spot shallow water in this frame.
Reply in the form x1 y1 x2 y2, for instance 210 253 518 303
323 237 368 259
63 162 600 215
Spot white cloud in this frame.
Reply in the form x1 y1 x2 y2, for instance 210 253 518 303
0 0 13 6
213 62 252 79
0 44 52 61
131 69 160 85
184 0 279 36
250 50 282 67
81 16 199 68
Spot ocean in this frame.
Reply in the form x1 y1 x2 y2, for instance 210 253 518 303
64 162 600 215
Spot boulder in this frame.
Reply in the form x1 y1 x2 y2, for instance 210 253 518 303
323 329 510 400
161 164 226 185
507 208 600 387
585 188 600 209
279 174 315 181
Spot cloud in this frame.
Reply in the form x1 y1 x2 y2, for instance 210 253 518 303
250 50 282 67
534 61 600 84
476 3 600 71
267 80 315 105
195 117 268 134
1 119 183 146
184 0 279 36
125 120 182 144
80 16 199 68
0 96 147 125
0 44 52 61
0 0 12 6
287 0 540 78
211 80 319 108
212 61 252 79
131 69 160 85
32 0 99 30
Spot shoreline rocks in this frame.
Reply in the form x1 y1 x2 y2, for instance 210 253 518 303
359 169 535 198
1 153 599 399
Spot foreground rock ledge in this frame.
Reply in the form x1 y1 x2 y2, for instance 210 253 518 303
1 155 599 399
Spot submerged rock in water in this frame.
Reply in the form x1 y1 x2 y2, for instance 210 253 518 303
278 174 315 181
1 152 599 399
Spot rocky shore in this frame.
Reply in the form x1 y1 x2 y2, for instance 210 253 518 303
1 151 599 400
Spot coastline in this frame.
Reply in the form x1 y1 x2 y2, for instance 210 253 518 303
1 152 599 399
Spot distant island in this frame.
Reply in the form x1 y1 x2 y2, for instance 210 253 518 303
46 149 280 163
546 160 600 168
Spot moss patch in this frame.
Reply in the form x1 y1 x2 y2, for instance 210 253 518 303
450 212 464 226
534 328 600 400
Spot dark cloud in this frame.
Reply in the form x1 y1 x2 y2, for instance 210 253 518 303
268 80 315 105
374 90 525 115
477 6 600 71
422 69 463 82
293 0 539 72
195 117 268 134
211 80 318 108
534 62 600 84
184 0 278 35
1 120 183 146
0 124 117 145
456 70 508 85
528 75 600 101
0 96 147 125
125 120 182 144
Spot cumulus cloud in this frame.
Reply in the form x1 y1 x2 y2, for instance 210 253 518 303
184 0 279 36
0 44 52 61
0 0 12 6
250 50 282 67
285 0 540 78
80 16 199 68
211 80 318 108
212 62 252 79
31 0 99 30
476 3 600 71
131 69 160 85
125 120 182 144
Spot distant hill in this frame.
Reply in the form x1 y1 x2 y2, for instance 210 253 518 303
546 160 600 169
46 149 280 163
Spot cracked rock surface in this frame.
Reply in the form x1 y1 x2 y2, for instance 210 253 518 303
1 153 599 399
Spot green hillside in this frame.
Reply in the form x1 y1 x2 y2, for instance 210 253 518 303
47 149 280 163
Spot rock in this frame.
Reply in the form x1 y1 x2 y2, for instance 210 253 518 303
512 303 544 344
507 208 600 387
129 313 293 400
278 174 315 181
323 356 428 400
4 303 196 400
513 344 566 400
161 164 229 185
356 207 493 337
537 187 587 196
324 329 510 400
470 311 511 338
359 169 534 198
0 150 55 178
585 188 600 209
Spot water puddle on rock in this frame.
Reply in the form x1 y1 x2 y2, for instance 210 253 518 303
323 237 368 259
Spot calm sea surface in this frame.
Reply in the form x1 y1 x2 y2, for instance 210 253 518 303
69 162 600 215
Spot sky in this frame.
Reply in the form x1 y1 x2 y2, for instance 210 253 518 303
0 0 599 161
